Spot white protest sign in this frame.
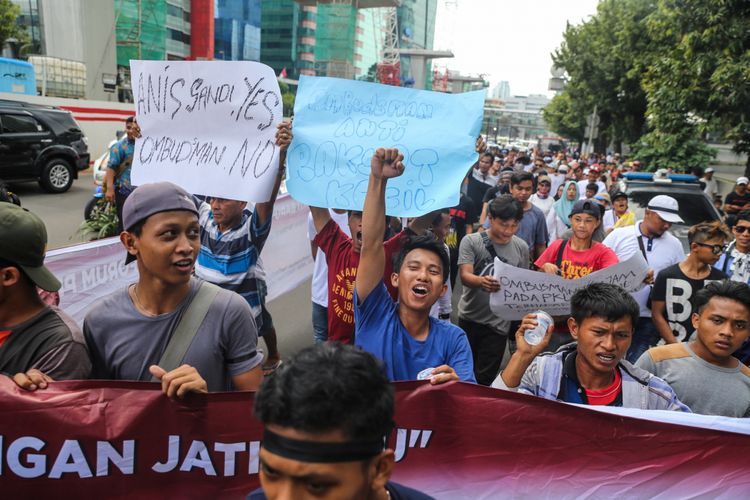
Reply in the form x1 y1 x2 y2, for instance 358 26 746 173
489 253 649 320
130 60 282 202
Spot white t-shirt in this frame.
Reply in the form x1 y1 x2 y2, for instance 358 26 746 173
602 221 684 317
702 177 719 198
548 173 566 197
577 180 606 199
308 210 351 306
472 169 499 187
530 193 555 217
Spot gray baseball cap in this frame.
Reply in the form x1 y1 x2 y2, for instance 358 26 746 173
122 182 198 264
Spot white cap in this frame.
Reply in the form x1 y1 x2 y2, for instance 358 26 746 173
737 176 749 185
558 165 569 173
705 167 714 173
647 195 683 223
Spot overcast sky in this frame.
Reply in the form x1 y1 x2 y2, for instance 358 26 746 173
433 0 601 97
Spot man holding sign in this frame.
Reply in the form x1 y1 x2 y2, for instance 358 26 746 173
535 199 619 350
492 283 689 411
194 121 292 374
353 148 474 383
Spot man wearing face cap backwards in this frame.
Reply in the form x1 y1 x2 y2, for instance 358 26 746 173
13 182 265 397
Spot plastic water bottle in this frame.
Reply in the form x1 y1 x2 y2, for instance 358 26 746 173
524 311 553 345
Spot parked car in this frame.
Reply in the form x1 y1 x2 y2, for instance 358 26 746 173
618 171 722 253
0 100 90 193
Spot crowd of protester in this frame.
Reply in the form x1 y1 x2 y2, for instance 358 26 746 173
1 117 750 497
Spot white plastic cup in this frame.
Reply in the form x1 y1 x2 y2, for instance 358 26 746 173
524 310 553 345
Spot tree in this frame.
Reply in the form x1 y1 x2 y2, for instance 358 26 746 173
643 0 750 173
551 0 656 152
542 91 586 145
278 80 296 118
0 0 29 50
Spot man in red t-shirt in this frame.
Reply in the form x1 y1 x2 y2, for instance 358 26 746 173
535 199 619 350
309 208 432 343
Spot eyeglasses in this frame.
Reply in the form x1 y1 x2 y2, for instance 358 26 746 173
694 242 727 255
734 226 750 234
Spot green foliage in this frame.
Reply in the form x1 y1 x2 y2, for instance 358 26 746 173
0 0 29 48
282 91 295 118
550 0 654 149
77 201 119 240
278 80 296 118
629 129 716 171
549 0 749 171
542 91 586 144
643 0 750 170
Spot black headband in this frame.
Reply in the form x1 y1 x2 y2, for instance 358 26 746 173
648 205 679 215
262 429 385 463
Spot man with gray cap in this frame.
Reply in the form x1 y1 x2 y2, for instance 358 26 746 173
0 202 91 384
604 195 686 362
86 182 263 396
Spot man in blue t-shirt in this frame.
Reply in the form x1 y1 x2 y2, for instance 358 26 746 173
353 147 475 384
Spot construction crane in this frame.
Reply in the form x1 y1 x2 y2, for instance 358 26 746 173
376 5 401 86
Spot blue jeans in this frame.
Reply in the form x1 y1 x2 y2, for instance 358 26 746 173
312 302 328 344
626 317 661 364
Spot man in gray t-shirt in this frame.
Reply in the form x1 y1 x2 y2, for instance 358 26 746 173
635 280 750 417
85 278 263 392
458 195 529 385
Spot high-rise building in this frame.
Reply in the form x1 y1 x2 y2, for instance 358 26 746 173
214 0 261 61
492 81 510 100
260 0 302 78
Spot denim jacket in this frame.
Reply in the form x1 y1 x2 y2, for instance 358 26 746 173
493 343 691 412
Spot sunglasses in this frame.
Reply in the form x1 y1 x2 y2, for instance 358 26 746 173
694 242 727 255
734 226 750 234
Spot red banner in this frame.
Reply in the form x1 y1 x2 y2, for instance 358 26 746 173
1 378 749 498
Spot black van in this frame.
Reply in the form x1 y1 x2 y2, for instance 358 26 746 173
0 100 90 193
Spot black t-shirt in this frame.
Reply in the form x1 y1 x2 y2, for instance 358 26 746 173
447 195 477 250
466 175 492 217
651 263 727 342
724 191 750 213
482 184 510 203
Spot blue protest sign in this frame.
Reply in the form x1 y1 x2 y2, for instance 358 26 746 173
287 76 485 216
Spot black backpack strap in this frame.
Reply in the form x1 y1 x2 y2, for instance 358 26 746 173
481 231 499 260
556 239 569 268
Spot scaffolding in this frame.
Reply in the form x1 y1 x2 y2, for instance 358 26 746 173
115 0 166 66
314 1 357 78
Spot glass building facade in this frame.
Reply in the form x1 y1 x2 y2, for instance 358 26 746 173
214 0 261 61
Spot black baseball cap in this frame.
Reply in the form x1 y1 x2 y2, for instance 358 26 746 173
611 191 628 201
0 202 61 291
570 199 602 219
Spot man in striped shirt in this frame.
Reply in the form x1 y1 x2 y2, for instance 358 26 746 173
194 121 291 374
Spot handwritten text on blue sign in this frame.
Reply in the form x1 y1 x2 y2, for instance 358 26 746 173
287 76 485 216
